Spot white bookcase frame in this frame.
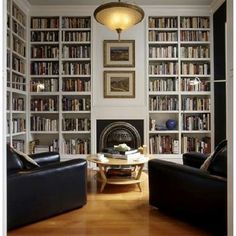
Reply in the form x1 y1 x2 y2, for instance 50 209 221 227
146 12 214 161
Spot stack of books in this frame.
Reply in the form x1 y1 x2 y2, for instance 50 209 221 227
102 147 141 160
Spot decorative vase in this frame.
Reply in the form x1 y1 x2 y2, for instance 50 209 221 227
166 119 177 130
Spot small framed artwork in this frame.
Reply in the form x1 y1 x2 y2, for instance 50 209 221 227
103 40 135 67
104 71 135 98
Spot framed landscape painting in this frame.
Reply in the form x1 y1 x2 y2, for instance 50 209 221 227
104 71 135 98
103 40 135 67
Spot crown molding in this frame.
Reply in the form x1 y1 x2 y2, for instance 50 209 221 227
210 0 225 13
14 0 31 12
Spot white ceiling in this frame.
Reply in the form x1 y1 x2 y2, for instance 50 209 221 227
27 0 213 6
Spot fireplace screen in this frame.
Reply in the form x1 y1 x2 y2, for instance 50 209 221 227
97 120 143 152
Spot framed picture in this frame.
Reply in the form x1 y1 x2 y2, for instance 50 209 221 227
104 71 135 98
104 40 135 67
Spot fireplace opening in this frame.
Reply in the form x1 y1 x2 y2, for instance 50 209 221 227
97 120 144 152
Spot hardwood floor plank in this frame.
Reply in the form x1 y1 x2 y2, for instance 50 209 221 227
8 170 213 236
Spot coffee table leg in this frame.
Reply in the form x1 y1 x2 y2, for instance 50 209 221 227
136 164 144 192
98 164 107 192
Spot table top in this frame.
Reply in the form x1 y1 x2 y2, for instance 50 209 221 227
87 154 149 166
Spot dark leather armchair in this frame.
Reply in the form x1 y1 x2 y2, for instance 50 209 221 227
7 145 87 230
148 140 227 235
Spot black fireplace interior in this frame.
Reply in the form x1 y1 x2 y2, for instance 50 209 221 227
97 119 144 152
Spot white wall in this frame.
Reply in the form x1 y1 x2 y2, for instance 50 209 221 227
91 18 148 153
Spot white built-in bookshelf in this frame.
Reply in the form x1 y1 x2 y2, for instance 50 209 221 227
7 0 27 152
147 16 212 158
29 16 91 157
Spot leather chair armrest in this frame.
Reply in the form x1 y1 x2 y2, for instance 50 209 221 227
182 152 209 168
29 152 60 166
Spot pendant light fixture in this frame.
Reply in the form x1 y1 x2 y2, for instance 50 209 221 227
94 0 145 40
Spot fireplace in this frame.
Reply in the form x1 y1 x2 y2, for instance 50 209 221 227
97 120 144 152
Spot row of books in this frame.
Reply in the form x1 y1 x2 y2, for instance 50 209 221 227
149 17 178 28
31 46 59 59
8 118 26 133
12 139 25 152
180 45 210 58
31 31 59 42
181 78 210 91
181 62 210 75
13 36 26 57
181 136 211 154
30 98 57 111
62 45 90 58
149 96 178 111
149 78 179 92
61 138 90 154
30 139 59 154
62 62 90 75
12 3 26 25
149 16 209 29
12 97 24 111
30 78 59 92
31 31 91 42
149 31 178 42
31 17 59 29
149 46 178 58
12 20 25 39
149 135 179 154
12 56 25 74
180 17 210 29
62 78 91 92
62 17 90 29
30 116 58 131
62 97 90 111
180 31 209 42
31 62 59 75
181 97 210 111
10 75 26 91
182 113 210 131
62 31 91 42
149 62 178 75
7 33 10 48
62 118 90 131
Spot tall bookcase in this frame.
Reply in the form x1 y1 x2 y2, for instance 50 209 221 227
7 0 28 152
147 15 212 159
29 16 91 158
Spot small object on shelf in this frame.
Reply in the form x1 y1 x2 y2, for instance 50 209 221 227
151 119 156 131
166 119 177 130
156 124 167 131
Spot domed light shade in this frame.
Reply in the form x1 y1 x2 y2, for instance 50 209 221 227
94 1 144 40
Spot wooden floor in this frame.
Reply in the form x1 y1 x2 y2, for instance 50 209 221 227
8 170 214 236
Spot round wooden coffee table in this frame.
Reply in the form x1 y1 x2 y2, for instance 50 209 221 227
87 155 148 192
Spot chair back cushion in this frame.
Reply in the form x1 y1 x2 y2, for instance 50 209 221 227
208 145 227 177
7 145 24 173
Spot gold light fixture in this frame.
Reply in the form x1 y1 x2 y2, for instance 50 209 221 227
94 0 145 40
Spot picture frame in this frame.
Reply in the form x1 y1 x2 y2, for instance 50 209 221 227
103 40 135 67
104 71 135 98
